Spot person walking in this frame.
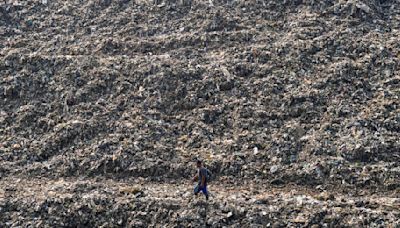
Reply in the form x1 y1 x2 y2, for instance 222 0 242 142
192 160 210 200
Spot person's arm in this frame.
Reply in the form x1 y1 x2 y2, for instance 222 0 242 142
192 173 198 182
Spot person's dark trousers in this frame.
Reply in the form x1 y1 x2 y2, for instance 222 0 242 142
194 184 209 200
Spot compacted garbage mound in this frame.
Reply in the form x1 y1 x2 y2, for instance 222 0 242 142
1 0 399 226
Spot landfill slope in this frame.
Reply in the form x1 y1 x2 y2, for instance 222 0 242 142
1 0 400 227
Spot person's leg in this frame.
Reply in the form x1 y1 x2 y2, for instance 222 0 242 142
202 185 209 200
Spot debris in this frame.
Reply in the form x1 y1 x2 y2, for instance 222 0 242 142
270 165 279 174
0 0 399 226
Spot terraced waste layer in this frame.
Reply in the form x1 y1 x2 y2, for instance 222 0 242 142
0 178 400 227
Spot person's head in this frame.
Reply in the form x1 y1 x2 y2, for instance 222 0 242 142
196 160 202 168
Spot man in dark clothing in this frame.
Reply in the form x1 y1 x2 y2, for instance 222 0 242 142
192 160 209 200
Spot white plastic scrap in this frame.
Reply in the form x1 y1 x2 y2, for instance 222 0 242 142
356 2 371 13
253 147 258 155
270 165 279 174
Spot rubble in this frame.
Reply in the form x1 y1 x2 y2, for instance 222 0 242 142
1 0 400 226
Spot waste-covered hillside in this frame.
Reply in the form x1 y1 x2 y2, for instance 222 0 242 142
1 0 399 226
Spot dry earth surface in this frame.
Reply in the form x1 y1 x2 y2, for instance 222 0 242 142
1 0 400 227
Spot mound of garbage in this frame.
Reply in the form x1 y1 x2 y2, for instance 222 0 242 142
1 0 399 226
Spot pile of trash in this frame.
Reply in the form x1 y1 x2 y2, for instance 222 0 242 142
1 178 399 227
1 0 399 226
